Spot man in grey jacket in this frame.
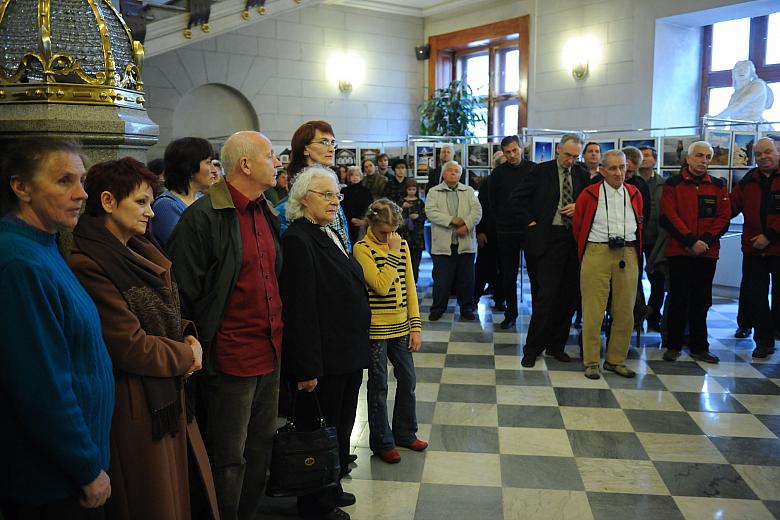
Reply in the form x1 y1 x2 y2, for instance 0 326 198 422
425 160 482 321
639 146 665 332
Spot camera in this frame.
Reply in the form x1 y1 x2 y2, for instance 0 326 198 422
608 236 626 249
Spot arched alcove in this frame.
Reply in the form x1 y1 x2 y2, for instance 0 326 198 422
173 84 259 142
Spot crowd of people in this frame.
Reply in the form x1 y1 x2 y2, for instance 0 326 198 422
1 124 779 520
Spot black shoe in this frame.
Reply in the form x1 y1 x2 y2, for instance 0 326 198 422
348 454 357 463
322 508 350 520
752 346 776 358
428 312 443 321
647 320 662 333
662 349 681 361
334 492 356 507
551 352 571 362
521 355 536 368
500 317 516 329
734 327 752 339
460 310 476 321
493 302 507 311
690 351 720 364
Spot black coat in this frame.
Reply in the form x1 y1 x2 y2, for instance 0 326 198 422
279 219 371 382
510 160 589 258
488 159 536 234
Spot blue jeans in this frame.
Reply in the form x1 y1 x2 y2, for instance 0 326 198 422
368 335 418 453
431 244 476 315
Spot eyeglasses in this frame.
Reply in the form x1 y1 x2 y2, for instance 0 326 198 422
310 139 338 149
308 189 344 202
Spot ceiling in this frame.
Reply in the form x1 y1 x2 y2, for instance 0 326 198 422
323 0 477 18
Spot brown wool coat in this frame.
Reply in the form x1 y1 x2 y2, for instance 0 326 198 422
69 235 219 520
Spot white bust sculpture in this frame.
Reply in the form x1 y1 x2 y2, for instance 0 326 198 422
711 60 775 129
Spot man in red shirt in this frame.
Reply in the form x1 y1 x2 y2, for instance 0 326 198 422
660 141 731 364
168 131 283 520
730 137 780 358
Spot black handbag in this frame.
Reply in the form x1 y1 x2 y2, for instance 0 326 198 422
266 388 340 497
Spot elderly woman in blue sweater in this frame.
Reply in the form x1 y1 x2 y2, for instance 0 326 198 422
0 138 114 519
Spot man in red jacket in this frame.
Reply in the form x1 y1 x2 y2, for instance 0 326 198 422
660 141 731 363
573 150 643 379
731 137 780 358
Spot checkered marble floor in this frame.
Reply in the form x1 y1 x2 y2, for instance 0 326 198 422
259 259 780 520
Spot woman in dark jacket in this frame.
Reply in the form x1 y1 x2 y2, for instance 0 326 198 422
68 158 219 520
279 164 370 520
341 166 372 245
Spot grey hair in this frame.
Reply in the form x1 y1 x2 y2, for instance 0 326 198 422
441 160 462 175
440 143 454 151
688 140 714 156
603 149 626 164
559 133 584 146
286 164 339 221
621 146 642 166
221 131 259 177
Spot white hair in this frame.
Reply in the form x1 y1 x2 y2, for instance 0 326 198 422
441 160 462 175
603 149 626 163
688 140 714 156
440 143 454 151
286 164 339 221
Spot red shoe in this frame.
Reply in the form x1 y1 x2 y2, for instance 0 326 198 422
403 439 429 451
377 449 401 463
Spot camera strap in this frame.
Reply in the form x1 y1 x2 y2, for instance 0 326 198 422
603 182 626 241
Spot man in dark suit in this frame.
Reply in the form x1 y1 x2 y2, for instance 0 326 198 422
511 133 589 367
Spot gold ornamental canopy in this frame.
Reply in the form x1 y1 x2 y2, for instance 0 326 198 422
0 0 145 108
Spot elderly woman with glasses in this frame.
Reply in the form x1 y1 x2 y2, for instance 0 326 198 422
286 120 352 251
279 164 370 520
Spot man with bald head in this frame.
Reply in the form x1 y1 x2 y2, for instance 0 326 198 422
731 138 780 358
168 131 284 519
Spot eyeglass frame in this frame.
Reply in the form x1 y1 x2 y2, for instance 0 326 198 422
307 189 344 202
309 138 338 149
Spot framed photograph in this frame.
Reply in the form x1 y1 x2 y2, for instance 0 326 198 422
619 137 658 150
466 144 491 168
708 169 731 191
731 132 756 168
732 168 751 186
532 137 555 163
661 136 699 168
467 168 490 190
434 143 464 170
761 130 780 142
358 147 381 165
414 144 435 177
704 129 732 167
334 147 357 168
589 139 618 153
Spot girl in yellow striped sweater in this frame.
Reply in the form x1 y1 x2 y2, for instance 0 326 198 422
353 199 428 464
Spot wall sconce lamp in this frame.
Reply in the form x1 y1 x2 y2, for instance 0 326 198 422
562 36 601 81
328 52 364 94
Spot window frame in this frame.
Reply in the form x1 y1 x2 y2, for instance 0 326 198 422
428 16 530 136
700 14 780 119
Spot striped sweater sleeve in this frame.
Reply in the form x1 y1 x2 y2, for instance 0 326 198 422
353 242 403 296
403 240 422 332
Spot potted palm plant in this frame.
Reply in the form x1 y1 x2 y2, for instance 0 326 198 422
418 79 485 136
